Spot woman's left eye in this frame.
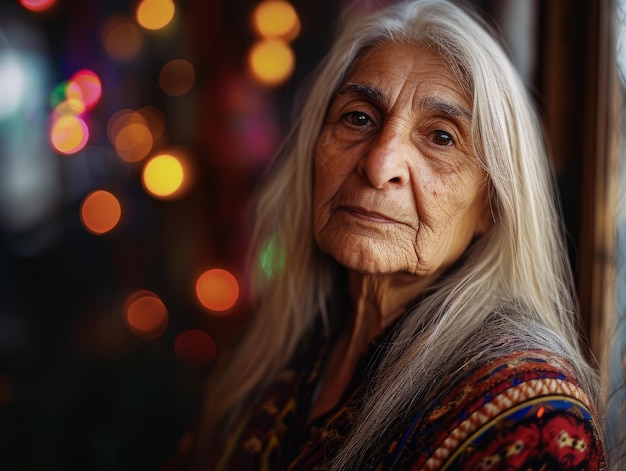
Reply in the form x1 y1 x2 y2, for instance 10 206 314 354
431 130 454 146
343 111 372 127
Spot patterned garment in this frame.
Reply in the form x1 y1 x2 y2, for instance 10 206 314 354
213 333 606 471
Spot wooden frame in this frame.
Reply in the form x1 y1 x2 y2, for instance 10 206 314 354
538 0 619 376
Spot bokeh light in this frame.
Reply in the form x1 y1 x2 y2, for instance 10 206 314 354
252 0 300 41
248 39 295 86
159 59 195 96
115 122 153 162
174 330 217 369
101 17 144 62
124 290 168 340
195 268 239 313
50 114 89 154
136 0 176 31
141 153 185 198
0 53 27 119
260 235 286 279
50 81 69 108
67 70 102 111
108 109 165 162
80 190 122 235
19 0 55 12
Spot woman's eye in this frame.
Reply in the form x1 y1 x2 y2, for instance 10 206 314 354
343 111 372 127
431 130 454 146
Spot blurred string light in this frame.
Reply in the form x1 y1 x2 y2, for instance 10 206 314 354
174 330 217 369
248 0 300 86
49 69 102 155
67 70 102 110
0 17 61 241
108 109 153 162
136 0 176 31
252 0 300 41
101 17 144 62
107 107 166 163
0 53 27 119
248 40 294 86
259 235 286 279
141 152 187 199
195 268 239 313
124 290 168 340
18 0 56 12
50 114 89 154
80 190 122 235
159 59 195 96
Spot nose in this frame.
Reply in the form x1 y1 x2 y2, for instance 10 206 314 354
357 125 411 189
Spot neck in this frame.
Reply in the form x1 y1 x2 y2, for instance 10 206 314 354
345 271 433 355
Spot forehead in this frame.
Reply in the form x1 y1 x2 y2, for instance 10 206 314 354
342 42 471 113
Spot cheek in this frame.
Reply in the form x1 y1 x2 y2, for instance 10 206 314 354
312 138 355 222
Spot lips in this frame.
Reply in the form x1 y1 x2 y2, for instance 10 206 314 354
336 205 400 224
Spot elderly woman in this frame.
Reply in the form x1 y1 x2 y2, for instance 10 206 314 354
194 0 607 469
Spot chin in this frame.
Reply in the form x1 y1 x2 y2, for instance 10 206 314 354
322 243 411 275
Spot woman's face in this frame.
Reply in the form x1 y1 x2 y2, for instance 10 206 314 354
313 42 491 278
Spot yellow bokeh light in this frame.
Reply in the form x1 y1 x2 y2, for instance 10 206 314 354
248 39 295 86
102 17 144 62
159 59 195 96
80 190 122 235
124 290 168 340
142 154 184 198
54 98 85 116
252 0 300 41
50 114 89 155
195 268 239 313
136 0 175 31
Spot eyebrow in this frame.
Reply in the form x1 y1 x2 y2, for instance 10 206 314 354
418 96 472 122
338 82 387 102
337 82 472 123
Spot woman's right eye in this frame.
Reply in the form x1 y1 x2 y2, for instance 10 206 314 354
342 111 372 127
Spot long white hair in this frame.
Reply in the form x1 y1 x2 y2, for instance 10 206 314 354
197 0 603 468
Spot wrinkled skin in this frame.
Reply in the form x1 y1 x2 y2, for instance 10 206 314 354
313 42 491 284
308 42 492 421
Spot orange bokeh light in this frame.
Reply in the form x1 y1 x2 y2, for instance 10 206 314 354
50 114 89 155
248 39 295 86
108 109 164 162
195 268 239 313
174 330 217 369
136 0 175 31
80 190 122 235
102 17 144 62
19 0 55 12
159 59 195 96
115 122 154 162
124 290 168 340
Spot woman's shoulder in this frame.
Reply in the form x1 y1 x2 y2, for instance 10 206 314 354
386 349 607 470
